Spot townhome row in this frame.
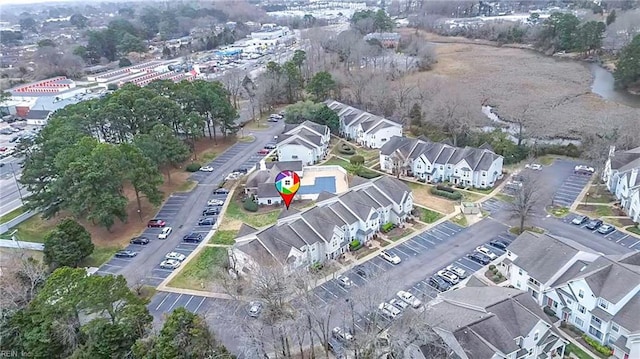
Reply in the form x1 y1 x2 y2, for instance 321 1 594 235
505 231 640 359
324 100 403 149
229 176 413 275
276 121 331 165
379 136 504 189
602 145 640 224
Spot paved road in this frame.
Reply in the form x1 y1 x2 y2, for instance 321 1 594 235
0 157 26 216
96 121 284 286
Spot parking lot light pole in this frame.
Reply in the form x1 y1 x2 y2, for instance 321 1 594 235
585 193 590 206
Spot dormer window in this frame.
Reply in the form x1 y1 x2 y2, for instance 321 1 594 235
598 298 609 310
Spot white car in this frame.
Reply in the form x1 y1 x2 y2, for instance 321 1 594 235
446 265 467 279
437 270 460 285
574 165 595 174
397 290 422 308
207 199 224 206
158 227 173 239
199 166 214 172
525 163 542 170
332 327 354 342
336 275 353 288
378 302 401 319
475 246 498 260
379 250 401 265
389 298 409 311
165 252 186 261
160 259 181 269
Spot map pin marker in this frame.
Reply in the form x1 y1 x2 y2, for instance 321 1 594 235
275 170 301 210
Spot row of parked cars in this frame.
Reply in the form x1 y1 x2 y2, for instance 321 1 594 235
571 215 616 234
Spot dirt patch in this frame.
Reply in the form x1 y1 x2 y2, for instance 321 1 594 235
407 183 456 214
405 30 639 140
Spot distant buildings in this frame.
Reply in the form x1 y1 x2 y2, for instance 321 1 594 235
276 121 331 165
247 24 295 49
603 146 640 224
379 136 504 189
363 32 401 48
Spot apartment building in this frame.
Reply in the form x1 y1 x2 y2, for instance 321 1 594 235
276 121 331 165
602 145 640 224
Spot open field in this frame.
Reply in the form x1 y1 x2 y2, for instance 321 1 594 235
168 246 228 291
407 182 456 214
404 30 639 140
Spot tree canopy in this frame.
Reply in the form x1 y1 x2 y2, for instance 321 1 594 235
306 71 337 102
284 101 340 133
614 34 640 90
350 9 394 34
43 218 94 269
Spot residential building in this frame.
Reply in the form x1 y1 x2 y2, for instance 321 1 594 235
505 231 640 359
379 136 503 188
324 100 403 149
276 121 331 165
230 176 413 274
602 146 640 223
363 32 401 48
417 286 567 359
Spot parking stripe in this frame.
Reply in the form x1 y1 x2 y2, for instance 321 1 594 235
314 293 328 304
167 294 183 311
433 228 451 237
629 241 640 249
155 293 170 311
615 235 629 243
409 239 430 250
402 241 421 253
183 295 194 310
393 246 413 257
455 260 475 272
415 235 435 245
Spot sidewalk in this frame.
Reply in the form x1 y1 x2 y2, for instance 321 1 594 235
0 238 43 251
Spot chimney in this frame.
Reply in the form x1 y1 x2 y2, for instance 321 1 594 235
608 145 616 158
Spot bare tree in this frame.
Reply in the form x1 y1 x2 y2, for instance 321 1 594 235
428 87 476 147
220 69 245 110
0 250 48 310
510 174 539 233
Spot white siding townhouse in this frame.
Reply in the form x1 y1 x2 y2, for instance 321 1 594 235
379 136 504 189
417 286 567 359
229 176 413 275
324 100 403 149
276 121 331 165
505 231 640 359
602 146 640 224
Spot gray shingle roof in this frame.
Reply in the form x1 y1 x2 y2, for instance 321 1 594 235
265 161 303 172
577 255 640 303
277 208 299 220
610 146 640 171
26 109 51 119
316 191 336 202
325 100 401 133
237 223 258 237
552 260 589 287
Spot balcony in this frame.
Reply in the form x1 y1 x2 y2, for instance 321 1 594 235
590 317 602 330
527 278 541 291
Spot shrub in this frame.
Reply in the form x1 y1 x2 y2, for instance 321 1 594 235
338 143 355 155
581 335 613 356
430 188 463 200
356 168 380 179
243 199 258 212
489 264 496 270
543 306 557 317
492 275 500 282
186 162 202 172
381 222 394 232
436 185 455 193
350 155 365 165
349 240 362 250
538 143 582 158
492 268 499 275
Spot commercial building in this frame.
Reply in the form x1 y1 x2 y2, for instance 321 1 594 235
247 24 295 48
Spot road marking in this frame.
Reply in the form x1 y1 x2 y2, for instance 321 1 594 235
184 295 194 310
354 322 363 331
335 283 349 293
409 239 430 250
629 241 640 249
402 241 421 253
615 235 628 243
455 260 475 272
167 294 183 311
314 293 328 304
193 296 207 313
416 236 435 245
397 244 417 256
155 293 171 311
320 284 339 298
433 229 450 238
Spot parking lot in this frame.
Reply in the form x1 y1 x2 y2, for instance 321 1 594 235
96 191 229 286
189 141 272 183
482 197 506 213
562 213 640 250
552 172 592 208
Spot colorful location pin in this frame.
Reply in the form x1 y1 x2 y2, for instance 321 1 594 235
274 170 301 209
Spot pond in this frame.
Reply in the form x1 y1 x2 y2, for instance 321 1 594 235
588 63 640 108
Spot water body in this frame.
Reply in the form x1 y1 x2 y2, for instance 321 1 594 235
587 63 640 108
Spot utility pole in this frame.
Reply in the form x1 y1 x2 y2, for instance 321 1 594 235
9 162 24 204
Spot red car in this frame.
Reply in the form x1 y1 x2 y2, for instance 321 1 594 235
257 149 270 155
0 147 7 152
147 219 166 228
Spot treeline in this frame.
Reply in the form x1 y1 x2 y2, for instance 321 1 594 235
19 80 237 230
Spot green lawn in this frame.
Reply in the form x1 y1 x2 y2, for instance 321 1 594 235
451 214 468 227
238 135 256 143
594 206 614 217
538 155 557 166
565 344 594 359
462 191 484 202
416 207 443 223
81 247 120 267
210 230 238 245
225 198 279 228
0 207 26 223
466 187 493 195
626 226 640 236
200 151 218 163
13 215 57 243
169 247 228 290
549 206 570 218
321 156 351 168
321 156 380 179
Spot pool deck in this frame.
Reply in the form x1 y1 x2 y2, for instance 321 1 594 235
300 166 349 195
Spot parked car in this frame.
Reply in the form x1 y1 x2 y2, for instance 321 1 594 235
183 232 203 243
257 149 270 155
203 207 220 216
115 250 137 258
506 181 523 191
332 327 354 342
199 166 214 172
207 199 224 206
445 265 467 279
267 117 279 122
263 143 276 150
572 215 589 225
437 270 459 285
428 276 452 292
158 227 173 239
336 275 353 288
525 163 542 170
467 252 491 265
165 252 186 261
475 246 498 260
130 236 150 245
160 259 181 269
270 113 283 119
574 165 595 174
198 217 216 226
586 219 603 230
355 266 368 278
378 302 401 319
379 250 401 265
597 224 615 235
234 168 248 174
147 219 166 228
248 301 263 317
389 298 409 311
489 239 509 250
213 188 229 195
397 290 422 308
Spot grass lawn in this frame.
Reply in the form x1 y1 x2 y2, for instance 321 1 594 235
321 156 351 168
625 226 640 236
388 228 414 241
452 214 468 227
466 187 493 195
407 183 456 214
462 191 484 202
225 197 279 228
81 247 120 267
594 206 614 217
537 155 557 166
354 246 378 259
549 206 570 218
0 247 43 262
0 207 26 223
244 120 270 130
200 150 217 163
509 226 545 235
210 230 238 245
12 215 57 243
494 193 515 203
169 247 228 290
416 207 444 223
584 185 616 204
565 343 593 359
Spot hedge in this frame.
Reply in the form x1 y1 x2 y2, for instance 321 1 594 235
430 187 463 200
436 185 455 193
581 335 613 356
381 222 394 232
338 144 355 155
243 199 258 212
186 162 202 172
350 155 365 165
349 240 362 250
356 168 380 179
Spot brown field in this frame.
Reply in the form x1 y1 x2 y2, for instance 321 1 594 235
401 30 639 140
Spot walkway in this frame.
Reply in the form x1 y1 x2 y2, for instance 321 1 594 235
0 238 44 251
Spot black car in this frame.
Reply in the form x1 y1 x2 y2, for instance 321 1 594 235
467 252 491 265
213 188 229 195
202 207 220 216
489 240 508 250
586 219 603 230
234 168 248 174
115 250 137 258
198 217 216 226
183 232 203 242
130 237 150 245
428 276 452 292
355 266 368 278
